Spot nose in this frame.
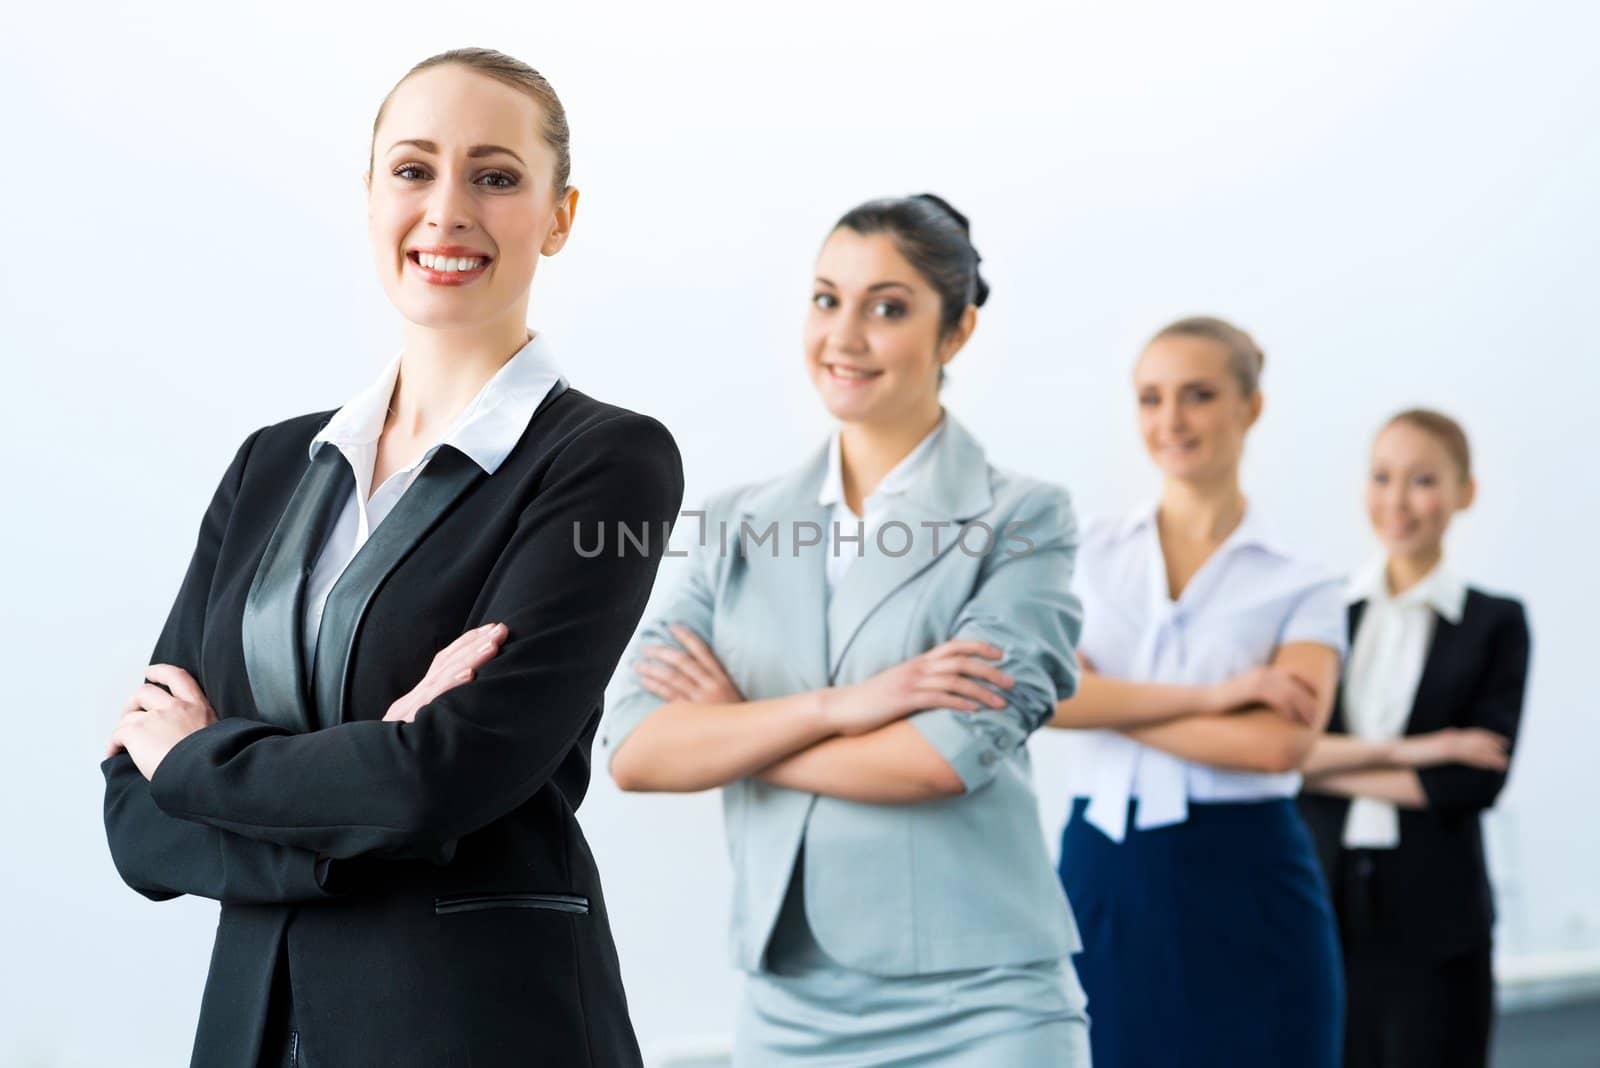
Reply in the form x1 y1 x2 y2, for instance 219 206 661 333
829 311 868 356
423 172 476 234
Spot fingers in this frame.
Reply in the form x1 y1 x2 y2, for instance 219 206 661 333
640 645 717 692
633 660 696 702
133 683 177 713
921 673 1007 709
144 664 205 705
929 638 1005 662
910 688 980 712
669 624 735 685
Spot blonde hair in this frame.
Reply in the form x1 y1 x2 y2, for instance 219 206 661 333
1148 315 1266 396
367 47 571 193
1384 408 1473 482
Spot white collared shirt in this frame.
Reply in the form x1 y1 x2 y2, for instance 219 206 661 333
1339 557 1467 848
1068 502 1348 842
300 330 564 672
814 414 947 594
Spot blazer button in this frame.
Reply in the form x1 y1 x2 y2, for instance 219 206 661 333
979 749 999 767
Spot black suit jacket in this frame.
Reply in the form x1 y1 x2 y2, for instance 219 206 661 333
1299 588 1531 959
101 380 684 1067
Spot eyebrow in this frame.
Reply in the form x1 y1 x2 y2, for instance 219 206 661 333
386 139 526 167
814 277 916 293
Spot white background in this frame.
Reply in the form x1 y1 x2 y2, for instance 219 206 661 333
2 1 1596 1063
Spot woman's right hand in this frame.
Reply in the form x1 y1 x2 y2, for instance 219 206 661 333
1391 728 1510 771
383 622 507 723
1205 666 1319 725
821 638 1014 737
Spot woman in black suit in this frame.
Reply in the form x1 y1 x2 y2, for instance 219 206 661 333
99 48 682 1068
1299 408 1531 1068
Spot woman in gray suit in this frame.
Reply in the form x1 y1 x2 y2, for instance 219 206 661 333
601 195 1092 1065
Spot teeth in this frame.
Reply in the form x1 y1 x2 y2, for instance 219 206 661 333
415 252 487 272
829 365 876 380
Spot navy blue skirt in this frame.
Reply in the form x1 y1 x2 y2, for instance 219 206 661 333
1058 797 1344 1068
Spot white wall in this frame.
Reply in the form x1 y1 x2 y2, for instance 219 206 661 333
2 1 1596 1062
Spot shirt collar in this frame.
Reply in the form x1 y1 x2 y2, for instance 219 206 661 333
1117 496 1284 558
1347 557 1467 623
308 330 564 474
816 412 948 509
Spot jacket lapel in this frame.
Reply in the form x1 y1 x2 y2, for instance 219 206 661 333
737 443 832 695
820 414 993 681
309 377 570 729
241 441 353 732
1403 604 1463 735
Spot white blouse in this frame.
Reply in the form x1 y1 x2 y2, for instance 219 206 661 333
1068 502 1348 842
300 330 564 673
1340 557 1467 848
814 413 947 595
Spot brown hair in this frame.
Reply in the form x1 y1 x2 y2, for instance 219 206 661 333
1383 408 1473 482
367 47 571 194
1147 315 1266 396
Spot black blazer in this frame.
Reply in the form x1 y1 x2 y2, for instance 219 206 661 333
1299 588 1531 958
101 380 684 1067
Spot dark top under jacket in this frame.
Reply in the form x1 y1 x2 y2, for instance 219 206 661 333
101 381 684 1067
1299 590 1531 959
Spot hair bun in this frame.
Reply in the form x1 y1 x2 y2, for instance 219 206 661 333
912 192 971 234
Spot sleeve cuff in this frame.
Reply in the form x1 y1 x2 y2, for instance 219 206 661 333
907 709 1009 793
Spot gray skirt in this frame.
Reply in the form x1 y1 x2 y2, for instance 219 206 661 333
734 854 1092 1067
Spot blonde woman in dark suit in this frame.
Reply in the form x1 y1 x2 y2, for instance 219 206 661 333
1300 409 1531 1068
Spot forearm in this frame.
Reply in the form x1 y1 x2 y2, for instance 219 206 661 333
610 690 836 792
1122 709 1316 774
1301 732 1400 776
1301 767 1427 807
754 720 963 803
1049 671 1215 729
103 752 335 904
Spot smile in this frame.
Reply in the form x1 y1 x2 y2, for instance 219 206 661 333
406 250 491 286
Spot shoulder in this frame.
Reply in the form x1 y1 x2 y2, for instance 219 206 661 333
984 467 1078 540
541 387 681 458
1464 585 1530 635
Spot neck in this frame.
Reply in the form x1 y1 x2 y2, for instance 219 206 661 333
1386 547 1443 596
838 405 944 512
1157 474 1246 542
388 316 533 439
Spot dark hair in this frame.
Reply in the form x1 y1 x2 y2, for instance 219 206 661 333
1146 315 1265 396
831 194 988 386
368 47 572 194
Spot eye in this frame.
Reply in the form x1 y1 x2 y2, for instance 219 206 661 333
1414 474 1438 488
812 292 837 310
1183 386 1217 404
391 164 519 189
1371 471 1390 485
1138 393 1160 407
871 300 907 319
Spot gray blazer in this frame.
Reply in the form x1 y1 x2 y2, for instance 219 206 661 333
600 411 1084 976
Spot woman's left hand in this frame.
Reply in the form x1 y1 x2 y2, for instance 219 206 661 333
634 623 745 704
105 664 218 780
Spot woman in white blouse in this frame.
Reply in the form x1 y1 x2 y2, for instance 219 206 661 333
1299 410 1531 1068
1046 316 1347 1068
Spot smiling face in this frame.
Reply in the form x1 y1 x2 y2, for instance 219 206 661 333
1365 420 1475 559
804 228 972 428
1134 333 1262 482
363 64 577 331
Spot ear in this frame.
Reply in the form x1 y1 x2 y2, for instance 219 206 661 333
541 185 580 256
1457 475 1477 511
1244 388 1264 429
938 304 979 366
362 170 371 195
